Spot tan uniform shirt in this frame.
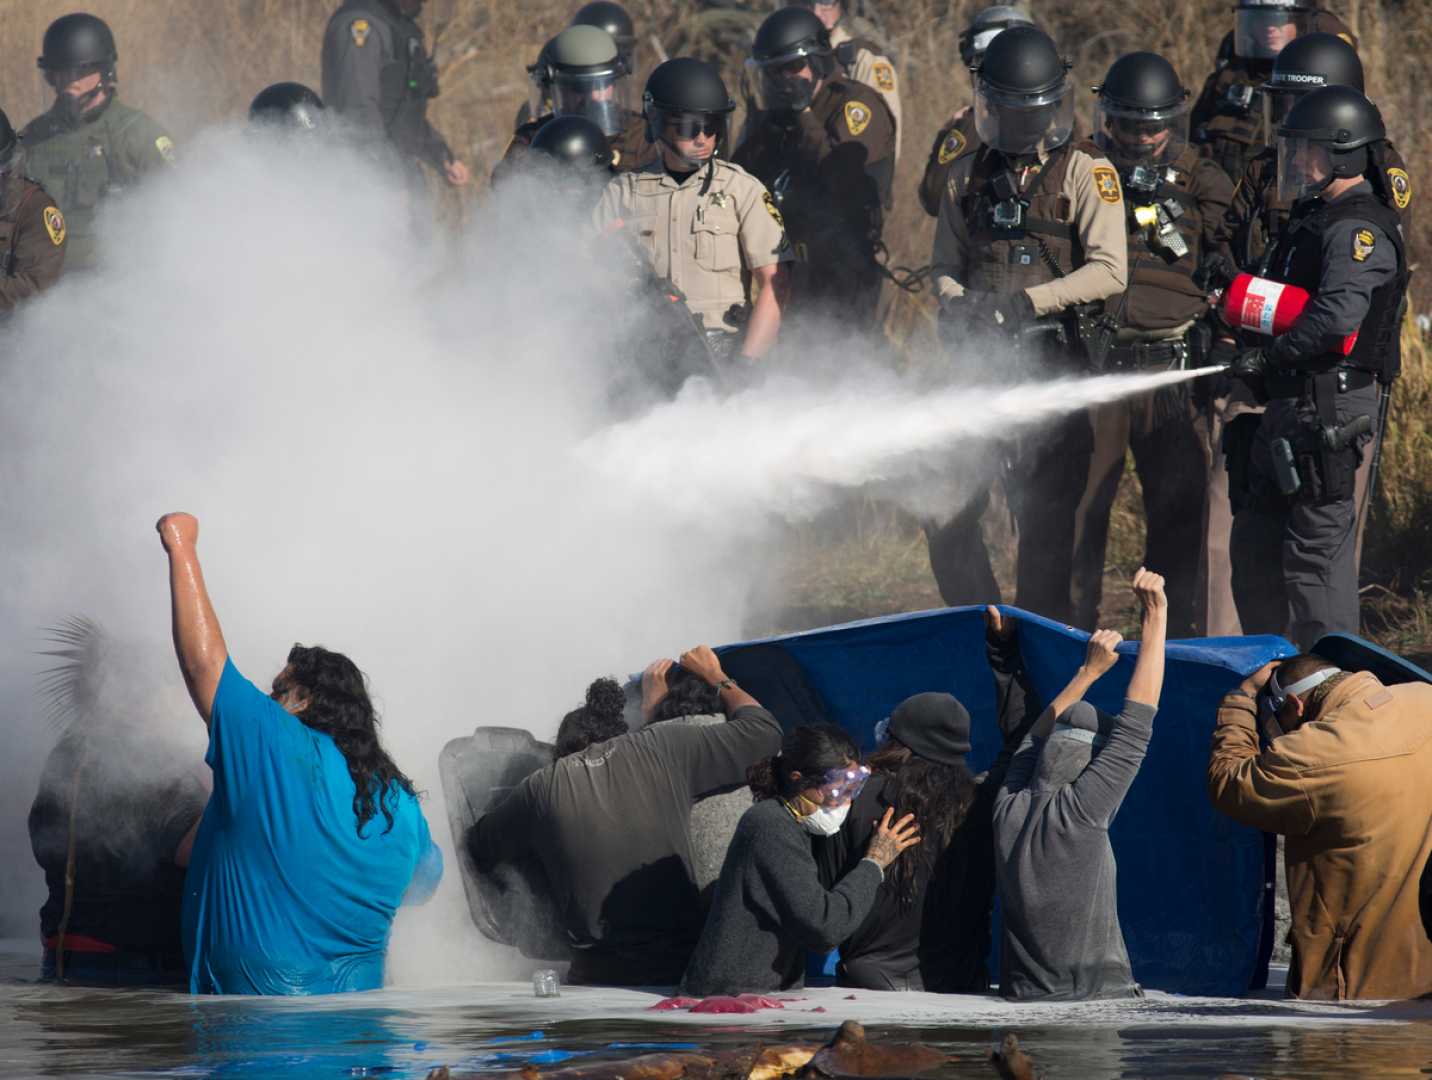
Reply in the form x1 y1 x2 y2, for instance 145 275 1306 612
594 158 792 332
932 143 1129 317
829 23 902 162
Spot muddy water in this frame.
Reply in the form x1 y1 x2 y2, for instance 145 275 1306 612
6 945 1432 1079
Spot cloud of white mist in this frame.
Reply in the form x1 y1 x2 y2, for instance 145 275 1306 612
0 116 1215 986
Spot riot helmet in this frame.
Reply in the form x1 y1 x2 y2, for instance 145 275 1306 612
526 38 556 126
1233 0 1311 61
642 58 735 168
748 7 837 113
248 83 326 133
37 13 118 108
1094 53 1190 166
1261 32 1362 131
546 25 631 137
530 115 614 171
973 25 1074 156
1276 84 1384 203
959 5 1035 68
571 2 637 73
0 107 16 174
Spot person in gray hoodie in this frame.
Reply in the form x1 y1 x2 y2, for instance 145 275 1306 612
992 567 1168 1001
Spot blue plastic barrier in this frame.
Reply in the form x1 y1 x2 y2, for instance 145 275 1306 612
717 605 1295 997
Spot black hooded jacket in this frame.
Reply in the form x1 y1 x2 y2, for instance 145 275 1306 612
814 630 1042 991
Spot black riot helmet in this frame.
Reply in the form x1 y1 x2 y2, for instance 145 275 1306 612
530 115 614 171
1094 52 1191 165
546 25 631 137
1261 32 1363 131
248 83 326 132
0 107 16 172
1233 0 1312 61
749 7 837 113
642 58 735 168
973 25 1074 156
571 2 636 71
1276 84 1385 203
38 13 118 88
959 4 1035 68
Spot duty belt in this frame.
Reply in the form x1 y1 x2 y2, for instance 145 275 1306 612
1104 337 1190 371
1265 365 1378 400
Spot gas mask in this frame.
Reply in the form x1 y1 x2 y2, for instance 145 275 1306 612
798 802 851 836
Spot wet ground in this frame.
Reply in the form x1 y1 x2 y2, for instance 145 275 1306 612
7 945 1432 1079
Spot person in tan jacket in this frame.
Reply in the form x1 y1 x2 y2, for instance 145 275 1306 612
1207 653 1432 1001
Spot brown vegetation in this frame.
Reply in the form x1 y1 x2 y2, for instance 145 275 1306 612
0 0 1427 652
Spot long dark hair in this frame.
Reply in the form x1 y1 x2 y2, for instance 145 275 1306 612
748 724 857 801
556 677 629 757
282 644 415 836
866 738 977 909
648 665 721 724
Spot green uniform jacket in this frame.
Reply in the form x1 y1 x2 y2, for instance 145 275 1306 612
0 166 66 313
19 98 175 271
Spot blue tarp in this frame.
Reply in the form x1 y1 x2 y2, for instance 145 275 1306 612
717 605 1297 998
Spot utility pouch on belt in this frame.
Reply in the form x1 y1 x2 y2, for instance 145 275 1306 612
1289 372 1366 505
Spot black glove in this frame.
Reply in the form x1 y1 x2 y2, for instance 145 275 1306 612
1194 253 1237 293
990 290 1038 335
1208 336 1240 369
1230 347 1268 381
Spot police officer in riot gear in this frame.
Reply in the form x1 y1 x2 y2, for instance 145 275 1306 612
928 26 1128 620
1070 53 1234 637
1189 0 1356 183
321 0 470 187
248 83 327 133
792 0 903 161
531 115 614 172
1226 87 1407 646
20 13 175 272
919 4 1035 218
1216 32 1411 272
594 58 791 378
572 1 638 76
734 7 895 328
0 106 66 314
496 26 655 181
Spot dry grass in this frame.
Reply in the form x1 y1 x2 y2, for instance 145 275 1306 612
0 1 1427 653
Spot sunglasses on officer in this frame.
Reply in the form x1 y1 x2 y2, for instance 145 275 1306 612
664 113 724 140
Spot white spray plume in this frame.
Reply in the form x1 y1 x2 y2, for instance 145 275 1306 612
0 118 1203 985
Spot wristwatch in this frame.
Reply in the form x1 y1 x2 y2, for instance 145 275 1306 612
715 678 737 692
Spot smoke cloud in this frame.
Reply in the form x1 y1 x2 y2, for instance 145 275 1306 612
0 124 1207 983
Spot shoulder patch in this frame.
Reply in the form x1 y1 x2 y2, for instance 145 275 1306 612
843 100 872 138
1352 228 1376 263
155 135 176 165
763 191 785 231
872 61 895 93
1092 165 1122 204
43 205 66 246
1388 167 1412 211
937 128 966 166
350 18 371 47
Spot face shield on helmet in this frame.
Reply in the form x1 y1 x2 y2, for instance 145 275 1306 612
1234 5 1309 60
552 65 632 137
974 78 1074 156
747 41 835 113
1262 85 1303 135
1277 134 1335 202
1094 97 1190 165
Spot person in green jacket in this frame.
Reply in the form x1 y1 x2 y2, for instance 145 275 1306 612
20 13 176 271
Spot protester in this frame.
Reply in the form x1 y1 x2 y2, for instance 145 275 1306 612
680 725 920 996
471 646 781 986
640 659 753 897
993 568 1169 1001
815 605 1042 992
1208 654 1432 1000
155 512 441 995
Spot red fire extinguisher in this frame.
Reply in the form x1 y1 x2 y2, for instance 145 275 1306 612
1222 272 1358 356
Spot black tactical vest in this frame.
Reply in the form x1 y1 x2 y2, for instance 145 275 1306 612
958 140 1089 295
1191 60 1269 182
1267 191 1408 383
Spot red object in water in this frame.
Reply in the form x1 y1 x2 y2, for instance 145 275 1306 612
810 1006 828 1013
736 994 784 1009
1222 272 1358 356
648 997 702 1011
690 996 760 1014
